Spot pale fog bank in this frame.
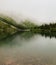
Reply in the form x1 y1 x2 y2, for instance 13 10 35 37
0 0 56 25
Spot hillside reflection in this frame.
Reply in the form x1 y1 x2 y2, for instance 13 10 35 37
38 32 56 38
0 31 56 46
19 31 56 39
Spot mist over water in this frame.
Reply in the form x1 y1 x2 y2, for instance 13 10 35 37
0 0 56 24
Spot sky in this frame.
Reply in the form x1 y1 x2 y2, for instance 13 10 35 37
0 0 56 24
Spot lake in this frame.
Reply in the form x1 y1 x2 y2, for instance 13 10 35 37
0 32 56 65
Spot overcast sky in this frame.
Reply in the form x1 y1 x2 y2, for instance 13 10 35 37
0 0 56 24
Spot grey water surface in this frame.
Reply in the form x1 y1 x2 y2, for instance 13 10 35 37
0 32 56 65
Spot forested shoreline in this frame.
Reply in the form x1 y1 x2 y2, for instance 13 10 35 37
0 15 56 39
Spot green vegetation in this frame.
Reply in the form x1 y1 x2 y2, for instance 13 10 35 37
39 23 56 32
0 20 17 39
20 20 38 31
0 14 56 39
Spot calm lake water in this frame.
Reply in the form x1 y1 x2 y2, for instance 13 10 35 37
0 32 56 65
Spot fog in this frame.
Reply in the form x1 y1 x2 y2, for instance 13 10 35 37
0 0 56 24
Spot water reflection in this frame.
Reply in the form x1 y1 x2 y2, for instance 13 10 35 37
0 31 56 46
19 31 56 39
0 32 56 65
0 32 23 46
38 32 56 38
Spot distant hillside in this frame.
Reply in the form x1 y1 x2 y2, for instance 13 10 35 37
0 14 56 39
